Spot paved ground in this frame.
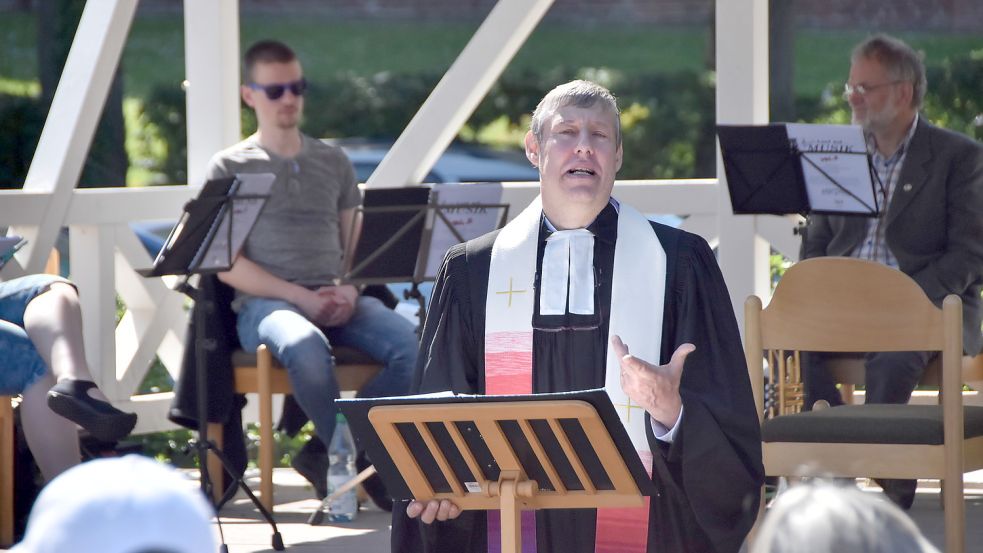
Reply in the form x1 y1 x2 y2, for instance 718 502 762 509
214 468 983 552
216 468 391 553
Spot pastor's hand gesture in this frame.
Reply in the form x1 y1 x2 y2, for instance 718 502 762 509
611 335 693 428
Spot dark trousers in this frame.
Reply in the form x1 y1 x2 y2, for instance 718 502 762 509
802 351 936 409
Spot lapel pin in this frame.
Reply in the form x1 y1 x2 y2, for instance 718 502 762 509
902 183 912 192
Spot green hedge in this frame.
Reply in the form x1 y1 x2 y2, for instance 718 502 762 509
5 54 979 189
0 94 44 189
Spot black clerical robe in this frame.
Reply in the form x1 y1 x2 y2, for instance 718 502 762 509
392 205 763 553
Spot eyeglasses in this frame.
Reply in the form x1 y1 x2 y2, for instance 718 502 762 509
247 78 307 100
842 80 903 99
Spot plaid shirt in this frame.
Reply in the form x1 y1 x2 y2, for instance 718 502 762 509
851 115 920 268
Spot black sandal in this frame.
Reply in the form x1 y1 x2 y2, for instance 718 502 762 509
47 380 137 442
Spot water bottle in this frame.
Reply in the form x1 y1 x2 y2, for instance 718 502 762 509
326 413 358 522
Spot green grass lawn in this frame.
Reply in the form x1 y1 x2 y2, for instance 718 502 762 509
127 15 713 98
794 29 983 95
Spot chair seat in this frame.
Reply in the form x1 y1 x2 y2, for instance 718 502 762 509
762 404 983 445
231 345 378 367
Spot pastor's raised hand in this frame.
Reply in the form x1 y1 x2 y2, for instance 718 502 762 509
611 335 693 428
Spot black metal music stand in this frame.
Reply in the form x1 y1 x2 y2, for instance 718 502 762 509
341 185 509 325
140 173 284 552
717 123 880 216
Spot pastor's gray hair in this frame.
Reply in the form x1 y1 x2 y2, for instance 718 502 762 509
530 80 621 145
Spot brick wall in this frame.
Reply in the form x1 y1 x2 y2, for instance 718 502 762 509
226 0 981 30
3 0 981 30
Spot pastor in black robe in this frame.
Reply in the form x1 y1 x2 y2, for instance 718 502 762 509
391 204 763 553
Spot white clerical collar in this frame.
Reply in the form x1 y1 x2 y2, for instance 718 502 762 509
542 198 621 232
539 199 620 316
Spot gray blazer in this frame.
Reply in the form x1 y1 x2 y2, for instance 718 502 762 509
802 118 983 354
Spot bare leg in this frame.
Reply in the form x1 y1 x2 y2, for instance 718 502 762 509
22 282 107 401
22 281 136 443
19 370 80 481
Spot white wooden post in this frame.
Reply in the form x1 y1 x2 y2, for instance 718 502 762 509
69 225 119 398
184 0 241 187
715 0 772 330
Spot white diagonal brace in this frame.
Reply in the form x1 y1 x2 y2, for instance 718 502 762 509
8 0 138 275
113 225 188 396
365 0 554 189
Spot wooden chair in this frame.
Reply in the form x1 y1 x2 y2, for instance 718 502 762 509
745 257 983 553
208 344 382 511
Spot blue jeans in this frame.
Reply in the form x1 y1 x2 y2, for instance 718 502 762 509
0 275 74 395
236 295 417 445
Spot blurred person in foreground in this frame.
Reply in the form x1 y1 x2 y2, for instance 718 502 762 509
751 482 939 553
13 455 216 553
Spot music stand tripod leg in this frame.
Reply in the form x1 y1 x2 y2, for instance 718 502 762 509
180 279 285 551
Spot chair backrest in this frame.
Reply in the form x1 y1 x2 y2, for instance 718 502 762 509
757 257 953 353
745 257 963 418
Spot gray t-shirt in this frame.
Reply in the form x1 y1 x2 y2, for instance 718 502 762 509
205 134 361 308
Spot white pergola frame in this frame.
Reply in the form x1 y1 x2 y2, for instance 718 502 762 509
0 0 805 433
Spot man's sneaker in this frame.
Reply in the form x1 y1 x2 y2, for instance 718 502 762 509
291 443 328 500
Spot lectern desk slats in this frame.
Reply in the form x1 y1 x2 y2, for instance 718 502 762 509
518 419 565 493
475 420 524 475
414 421 465 497
445 421 486 487
548 418 595 494
580 416 636 494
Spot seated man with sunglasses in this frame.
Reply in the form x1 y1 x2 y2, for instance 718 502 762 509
205 39 417 507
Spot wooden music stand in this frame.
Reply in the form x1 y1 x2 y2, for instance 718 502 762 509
361 394 650 553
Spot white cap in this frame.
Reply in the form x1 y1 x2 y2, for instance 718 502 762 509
13 455 217 553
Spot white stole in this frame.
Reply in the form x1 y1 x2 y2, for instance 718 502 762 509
483 195 666 458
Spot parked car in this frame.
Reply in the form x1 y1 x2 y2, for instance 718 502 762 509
326 138 539 184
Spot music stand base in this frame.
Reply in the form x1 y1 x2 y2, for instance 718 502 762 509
191 436 285 551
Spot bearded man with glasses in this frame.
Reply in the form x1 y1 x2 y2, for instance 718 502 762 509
202 39 416 508
800 34 983 509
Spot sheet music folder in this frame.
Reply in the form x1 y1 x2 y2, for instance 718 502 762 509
717 123 880 217
337 388 656 505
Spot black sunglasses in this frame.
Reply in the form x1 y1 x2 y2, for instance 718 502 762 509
247 78 307 100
